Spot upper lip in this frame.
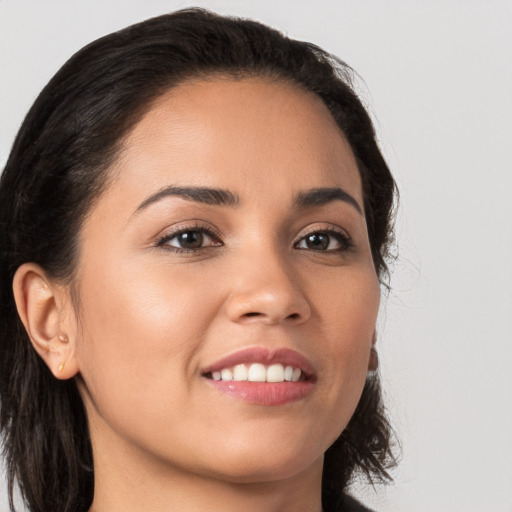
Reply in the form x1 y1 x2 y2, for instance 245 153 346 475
202 347 316 379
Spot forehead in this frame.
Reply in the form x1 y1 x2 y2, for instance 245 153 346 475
108 77 362 208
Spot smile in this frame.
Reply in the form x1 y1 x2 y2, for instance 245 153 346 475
207 363 304 383
202 347 316 405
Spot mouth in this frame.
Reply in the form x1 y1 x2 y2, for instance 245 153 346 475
201 347 316 406
204 362 306 383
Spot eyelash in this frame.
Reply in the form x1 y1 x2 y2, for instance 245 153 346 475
156 223 222 253
293 227 354 253
155 224 354 254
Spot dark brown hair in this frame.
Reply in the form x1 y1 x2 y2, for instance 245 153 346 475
0 9 397 512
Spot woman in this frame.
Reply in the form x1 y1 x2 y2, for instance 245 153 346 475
0 9 397 512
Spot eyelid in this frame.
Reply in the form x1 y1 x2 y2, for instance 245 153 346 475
293 223 354 251
294 223 351 242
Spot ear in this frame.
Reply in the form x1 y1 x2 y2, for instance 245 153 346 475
367 331 379 372
12 263 79 380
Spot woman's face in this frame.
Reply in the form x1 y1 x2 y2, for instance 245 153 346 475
72 78 380 483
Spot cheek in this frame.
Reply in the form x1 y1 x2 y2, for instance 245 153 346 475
313 263 379 348
313 267 379 425
73 258 222 405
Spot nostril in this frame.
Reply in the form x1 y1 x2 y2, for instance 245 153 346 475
227 290 310 325
241 311 302 322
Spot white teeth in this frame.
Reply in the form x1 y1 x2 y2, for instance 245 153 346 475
210 363 304 383
248 363 266 382
233 364 248 381
267 364 285 382
220 368 233 381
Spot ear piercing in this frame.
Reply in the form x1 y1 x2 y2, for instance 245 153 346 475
55 335 69 373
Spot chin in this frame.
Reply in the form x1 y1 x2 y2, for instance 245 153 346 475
199 436 325 484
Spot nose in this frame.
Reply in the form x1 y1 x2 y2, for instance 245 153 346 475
225 251 311 326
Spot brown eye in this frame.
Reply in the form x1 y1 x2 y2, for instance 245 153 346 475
158 227 221 252
295 230 352 252
304 233 330 251
174 231 204 249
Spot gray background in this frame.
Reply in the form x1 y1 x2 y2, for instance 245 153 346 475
1 1 511 511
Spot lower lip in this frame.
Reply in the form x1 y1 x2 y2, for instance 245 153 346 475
206 379 315 406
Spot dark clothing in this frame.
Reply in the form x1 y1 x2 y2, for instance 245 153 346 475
333 494 375 512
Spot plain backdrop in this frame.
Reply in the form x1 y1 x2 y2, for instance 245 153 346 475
1 1 511 511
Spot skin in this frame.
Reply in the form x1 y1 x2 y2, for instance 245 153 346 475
14 78 380 512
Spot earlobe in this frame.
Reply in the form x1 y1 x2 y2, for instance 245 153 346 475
12 263 79 379
368 331 379 372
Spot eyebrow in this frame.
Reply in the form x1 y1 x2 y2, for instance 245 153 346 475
294 187 363 215
134 185 362 216
135 185 240 213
